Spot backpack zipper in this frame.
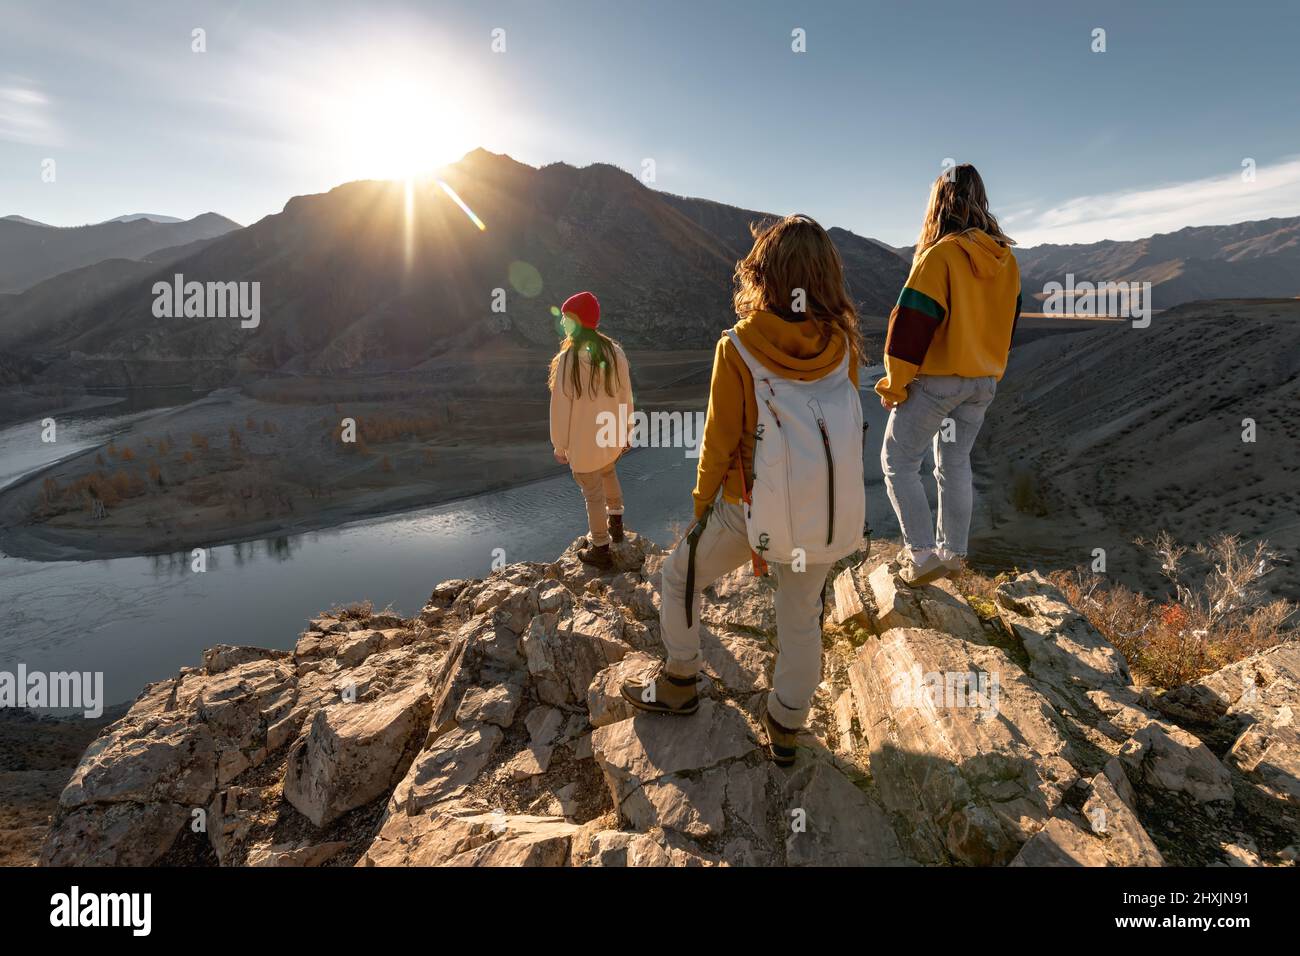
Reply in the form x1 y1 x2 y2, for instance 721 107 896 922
810 399 834 546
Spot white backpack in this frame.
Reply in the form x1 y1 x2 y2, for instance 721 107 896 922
725 328 867 567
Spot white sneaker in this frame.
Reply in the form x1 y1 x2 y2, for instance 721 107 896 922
898 550 948 587
937 548 966 574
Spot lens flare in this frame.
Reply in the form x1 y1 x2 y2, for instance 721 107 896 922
436 179 486 231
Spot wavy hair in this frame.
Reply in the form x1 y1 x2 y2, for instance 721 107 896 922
914 163 1014 260
731 214 863 362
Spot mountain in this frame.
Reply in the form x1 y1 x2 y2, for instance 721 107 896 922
1015 216 1300 310
0 212 243 293
0 150 908 384
2 214 50 227
103 213 186 224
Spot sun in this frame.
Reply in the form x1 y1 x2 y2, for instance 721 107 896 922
337 73 474 181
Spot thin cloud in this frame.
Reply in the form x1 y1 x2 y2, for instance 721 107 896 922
1012 157 1300 247
0 77 58 146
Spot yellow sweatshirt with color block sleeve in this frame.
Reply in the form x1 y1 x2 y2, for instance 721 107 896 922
874 229 1022 405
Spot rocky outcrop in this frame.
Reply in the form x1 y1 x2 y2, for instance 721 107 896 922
38 537 1298 868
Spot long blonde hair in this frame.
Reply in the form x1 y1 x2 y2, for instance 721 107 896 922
914 164 1014 260
548 326 623 399
732 214 863 363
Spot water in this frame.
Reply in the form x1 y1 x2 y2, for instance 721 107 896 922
0 378 894 707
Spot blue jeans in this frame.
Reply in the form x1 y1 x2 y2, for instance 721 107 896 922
880 374 997 556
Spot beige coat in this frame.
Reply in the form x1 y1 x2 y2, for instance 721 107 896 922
549 344 633 474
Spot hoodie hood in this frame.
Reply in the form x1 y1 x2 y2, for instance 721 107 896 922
733 310 849 382
951 229 1013 279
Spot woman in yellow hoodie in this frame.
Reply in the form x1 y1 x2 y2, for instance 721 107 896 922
622 215 862 766
876 164 1021 586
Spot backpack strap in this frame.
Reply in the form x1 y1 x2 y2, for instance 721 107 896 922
723 329 771 577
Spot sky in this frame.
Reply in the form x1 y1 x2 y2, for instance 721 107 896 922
2 0 1298 247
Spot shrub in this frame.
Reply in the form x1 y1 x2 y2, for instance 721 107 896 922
1049 531 1296 687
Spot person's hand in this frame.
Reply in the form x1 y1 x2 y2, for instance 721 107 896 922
553 450 568 464
880 396 897 410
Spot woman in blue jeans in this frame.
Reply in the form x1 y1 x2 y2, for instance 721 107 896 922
876 165 1022 585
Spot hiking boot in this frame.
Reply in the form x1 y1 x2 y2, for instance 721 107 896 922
621 665 700 716
578 541 614 570
608 513 625 543
896 548 950 587
762 706 799 767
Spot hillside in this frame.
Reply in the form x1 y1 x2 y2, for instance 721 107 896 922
972 299 1300 600
0 212 241 293
0 150 908 386
30 535 1299 867
1016 216 1300 310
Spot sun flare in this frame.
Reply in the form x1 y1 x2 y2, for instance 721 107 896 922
337 72 475 182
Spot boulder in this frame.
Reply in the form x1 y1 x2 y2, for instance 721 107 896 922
848 627 1078 865
995 571 1134 701
522 606 630 706
1118 720 1235 804
284 684 431 827
1011 760 1164 866
866 563 985 642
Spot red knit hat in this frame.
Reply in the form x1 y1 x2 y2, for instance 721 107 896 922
561 291 600 330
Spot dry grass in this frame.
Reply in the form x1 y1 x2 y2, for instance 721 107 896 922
1048 532 1296 688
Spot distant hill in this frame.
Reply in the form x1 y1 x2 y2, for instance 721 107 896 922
1016 216 1300 310
0 150 909 384
0 212 242 293
103 213 186 224
3 214 51 227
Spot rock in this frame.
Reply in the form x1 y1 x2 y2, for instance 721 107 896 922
1161 645 1300 807
202 644 290 675
702 565 778 638
455 680 523 728
1118 720 1234 804
504 745 553 781
58 715 217 810
470 579 541 635
389 722 504 814
284 685 431 827
522 606 630 706
524 705 564 746
848 627 1077 865
1011 760 1164 867
361 807 576 867
586 652 658 728
782 756 913 866
867 563 985 642
337 630 382 668
995 572 1134 702
39 802 191 867
701 628 773 695
592 699 757 826
246 840 349 867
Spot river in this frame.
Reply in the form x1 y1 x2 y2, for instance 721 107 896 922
0 376 895 707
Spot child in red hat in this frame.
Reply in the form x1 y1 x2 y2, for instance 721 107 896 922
548 291 634 569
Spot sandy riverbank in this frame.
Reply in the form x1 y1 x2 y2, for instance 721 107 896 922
0 354 714 562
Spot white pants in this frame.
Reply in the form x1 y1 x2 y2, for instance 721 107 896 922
658 500 831 729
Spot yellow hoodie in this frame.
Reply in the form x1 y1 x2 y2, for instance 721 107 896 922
693 310 859 519
874 229 1021 405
